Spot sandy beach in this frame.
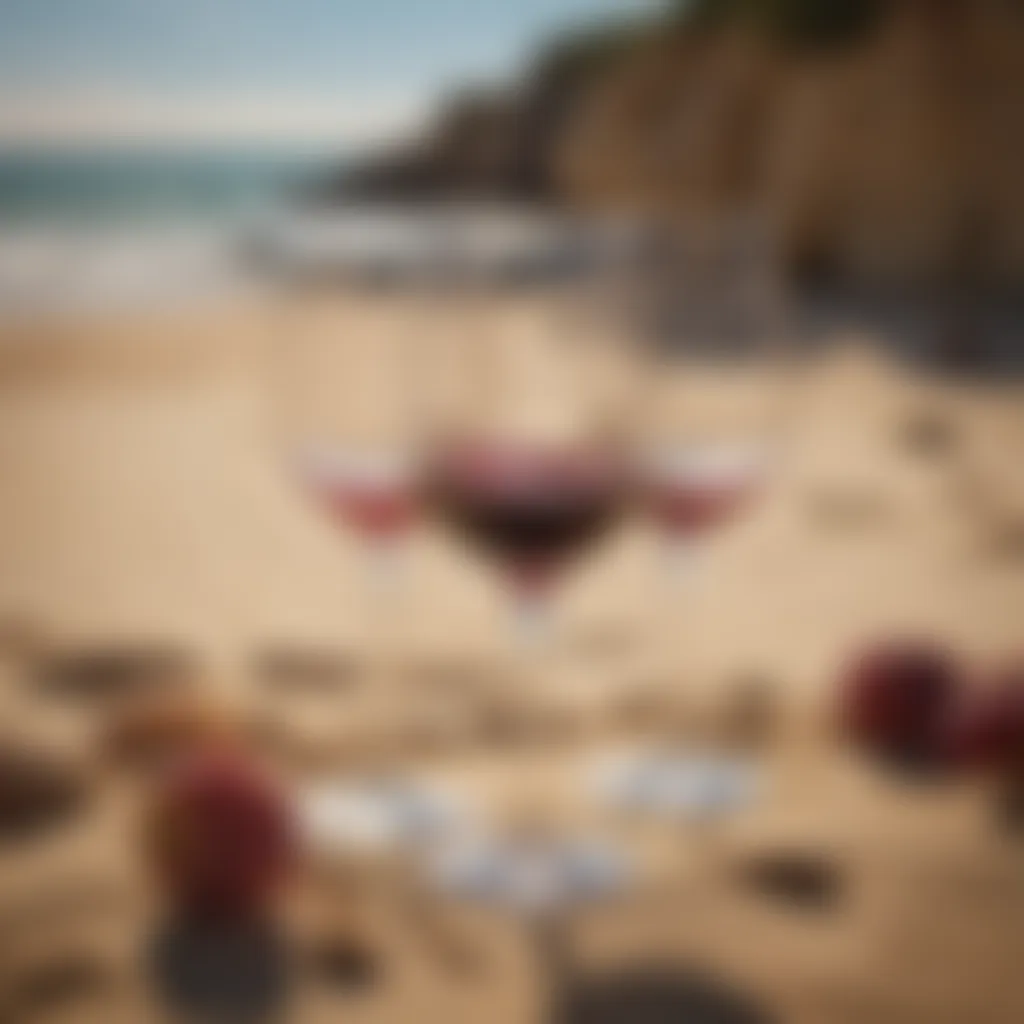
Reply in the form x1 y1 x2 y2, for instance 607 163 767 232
1 291 1023 1023
1 294 1021 677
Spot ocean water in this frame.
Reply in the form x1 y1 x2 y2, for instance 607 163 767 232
0 146 335 226
0 147 339 314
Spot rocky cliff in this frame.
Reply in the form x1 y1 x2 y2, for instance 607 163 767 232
324 0 1024 290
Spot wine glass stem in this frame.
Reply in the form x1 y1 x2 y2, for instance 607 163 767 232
368 538 402 595
367 540 404 753
514 592 552 653
665 536 701 585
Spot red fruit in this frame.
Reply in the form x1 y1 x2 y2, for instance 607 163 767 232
837 640 961 762
945 665 1024 774
148 751 294 920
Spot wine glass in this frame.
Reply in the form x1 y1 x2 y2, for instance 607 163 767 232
265 233 438 758
632 210 798 586
294 445 420 593
605 213 801 808
270 249 426 590
449 296 629 642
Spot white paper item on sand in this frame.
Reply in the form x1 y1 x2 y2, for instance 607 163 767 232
301 778 465 854
588 750 760 821
430 835 631 915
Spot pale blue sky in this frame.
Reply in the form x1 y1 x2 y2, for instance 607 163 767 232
0 0 664 147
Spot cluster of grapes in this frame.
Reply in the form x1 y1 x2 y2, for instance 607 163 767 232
838 640 1024 826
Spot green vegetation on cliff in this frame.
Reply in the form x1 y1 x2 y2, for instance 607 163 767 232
681 0 885 48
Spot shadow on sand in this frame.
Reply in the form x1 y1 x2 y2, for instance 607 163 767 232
149 915 291 1023
555 964 774 1024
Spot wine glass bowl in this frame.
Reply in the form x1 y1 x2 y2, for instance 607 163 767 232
428 439 629 648
637 442 772 577
294 445 421 586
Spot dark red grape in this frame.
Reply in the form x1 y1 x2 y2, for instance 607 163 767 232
837 640 962 767
148 751 295 921
945 663 1024 775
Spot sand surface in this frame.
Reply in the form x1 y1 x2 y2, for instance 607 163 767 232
1 292 1023 1022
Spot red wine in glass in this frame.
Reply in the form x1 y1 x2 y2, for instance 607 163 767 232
641 444 769 579
430 443 625 647
297 447 419 588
